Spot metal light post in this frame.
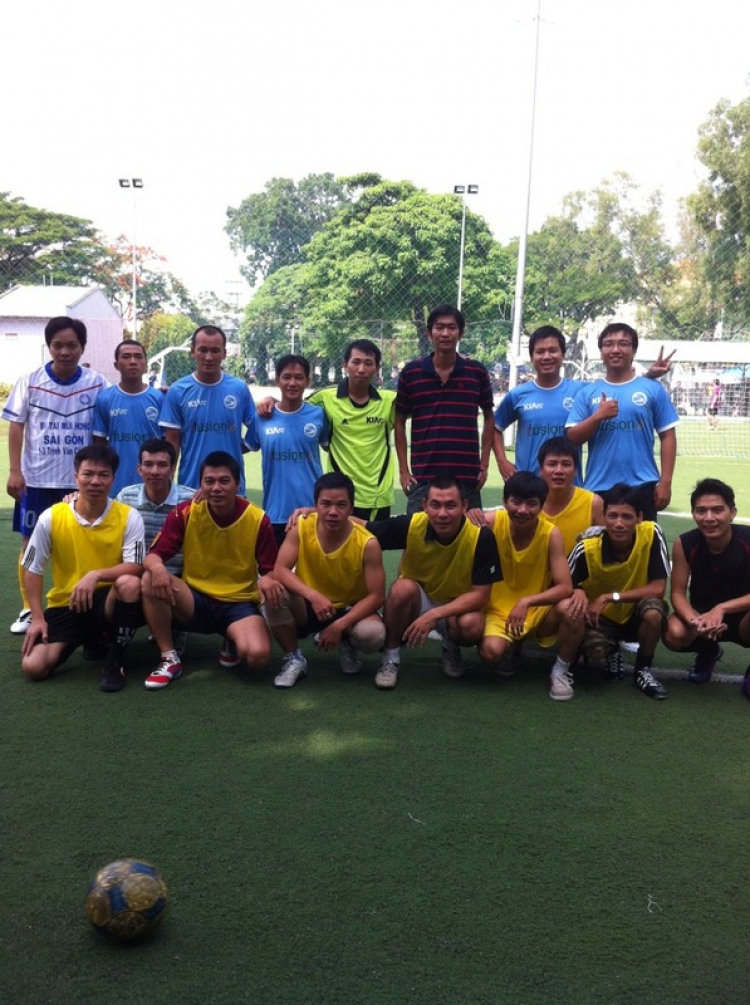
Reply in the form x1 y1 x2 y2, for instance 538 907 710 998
509 0 542 405
118 178 143 335
454 184 479 310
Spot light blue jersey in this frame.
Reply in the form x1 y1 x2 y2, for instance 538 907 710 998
158 373 256 492
93 385 163 494
245 402 328 522
494 378 588 481
566 376 679 491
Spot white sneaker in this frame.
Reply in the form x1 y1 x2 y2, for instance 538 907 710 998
274 653 308 689
442 643 465 678
338 638 362 674
375 660 399 690
10 609 32 634
549 670 574 702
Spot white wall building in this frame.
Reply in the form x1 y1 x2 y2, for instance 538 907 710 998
0 286 124 384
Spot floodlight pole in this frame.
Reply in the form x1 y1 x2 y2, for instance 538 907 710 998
454 184 479 310
508 0 542 416
118 178 143 336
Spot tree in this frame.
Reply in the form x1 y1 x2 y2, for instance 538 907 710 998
520 174 680 336
0 192 101 289
138 312 196 358
238 263 313 382
93 236 198 323
302 176 509 357
226 173 351 284
688 93 750 336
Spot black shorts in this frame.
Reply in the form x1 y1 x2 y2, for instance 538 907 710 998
44 590 111 645
713 612 750 646
299 601 350 638
178 587 261 636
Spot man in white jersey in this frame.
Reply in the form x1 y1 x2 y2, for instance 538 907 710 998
2 317 109 635
93 340 163 494
158 324 256 493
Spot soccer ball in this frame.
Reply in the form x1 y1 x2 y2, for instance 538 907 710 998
84 859 170 941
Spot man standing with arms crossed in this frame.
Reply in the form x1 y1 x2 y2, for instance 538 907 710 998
395 305 494 514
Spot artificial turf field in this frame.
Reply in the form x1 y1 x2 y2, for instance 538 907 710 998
1 429 749 1005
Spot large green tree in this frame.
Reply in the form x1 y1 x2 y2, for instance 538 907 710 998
236 174 512 372
226 172 351 284
688 92 750 336
0 192 101 289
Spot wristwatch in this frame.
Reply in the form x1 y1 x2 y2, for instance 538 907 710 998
612 592 621 603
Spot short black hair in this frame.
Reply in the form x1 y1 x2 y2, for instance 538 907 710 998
503 471 548 505
690 478 735 510
598 322 638 352
45 316 87 349
139 438 177 465
199 450 240 483
74 443 119 475
602 482 642 514
426 475 466 501
427 304 465 335
314 471 355 505
529 325 565 355
538 436 579 469
191 324 227 348
275 354 311 378
343 339 381 367
114 339 147 361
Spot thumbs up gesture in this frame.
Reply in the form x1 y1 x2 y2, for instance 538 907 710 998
596 391 619 421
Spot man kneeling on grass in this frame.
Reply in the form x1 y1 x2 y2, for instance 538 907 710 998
550 483 671 700
472 472 572 698
367 475 502 690
663 478 750 700
20 444 145 692
270 472 386 689
141 451 292 689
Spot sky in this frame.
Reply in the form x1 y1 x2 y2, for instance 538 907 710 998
4 0 750 303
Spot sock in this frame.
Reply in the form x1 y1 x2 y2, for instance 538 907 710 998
384 647 401 664
694 639 720 656
288 648 304 661
18 553 29 609
160 649 180 663
551 657 571 676
634 650 654 672
442 636 460 653
112 600 142 649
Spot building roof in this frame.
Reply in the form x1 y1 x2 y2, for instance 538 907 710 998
0 285 102 317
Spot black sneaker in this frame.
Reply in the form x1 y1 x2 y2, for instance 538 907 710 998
688 645 722 684
100 660 126 693
603 649 624 681
635 668 666 700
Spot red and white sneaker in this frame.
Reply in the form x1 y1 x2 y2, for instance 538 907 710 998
219 638 241 668
144 655 183 690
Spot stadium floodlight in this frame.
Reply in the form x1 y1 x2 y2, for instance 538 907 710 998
117 178 144 335
454 183 479 310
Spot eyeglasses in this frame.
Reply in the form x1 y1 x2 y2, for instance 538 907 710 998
601 340 633 350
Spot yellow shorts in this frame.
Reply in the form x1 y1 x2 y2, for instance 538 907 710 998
483 604 556 646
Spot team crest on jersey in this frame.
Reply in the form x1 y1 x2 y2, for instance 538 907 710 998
563 397 574 410
631 391 648 406
303 423 318 437
80 394 91 405
145 406 159 421
224 395 238 409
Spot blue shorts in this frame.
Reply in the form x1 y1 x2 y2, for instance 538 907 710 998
13 487 72 536
178 587 261 635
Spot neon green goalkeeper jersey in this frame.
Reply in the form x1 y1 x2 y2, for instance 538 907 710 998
308 381 396 512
